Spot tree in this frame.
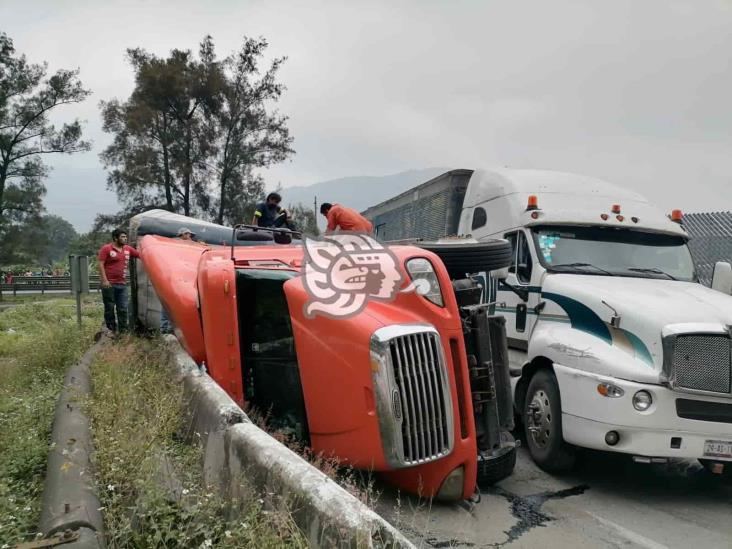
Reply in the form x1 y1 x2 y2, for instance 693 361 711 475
288 203 319 237
100 37 224 217
38 214 78 264
206 37 294 224
0 214 77 266
100 36 294 226
69 229 108 259
0 32 91 226
212 169 265 226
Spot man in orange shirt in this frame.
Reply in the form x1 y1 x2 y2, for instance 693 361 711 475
320 202 374 234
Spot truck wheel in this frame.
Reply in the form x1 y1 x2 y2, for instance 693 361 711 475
523 369 576 472
416 240 513 277
477 431 517 485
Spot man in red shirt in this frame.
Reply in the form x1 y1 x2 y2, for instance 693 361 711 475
319 202 374 234
98 228 140 334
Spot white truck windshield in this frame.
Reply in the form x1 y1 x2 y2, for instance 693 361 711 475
534 226 696 281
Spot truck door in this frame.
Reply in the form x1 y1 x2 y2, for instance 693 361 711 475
498 230 538 350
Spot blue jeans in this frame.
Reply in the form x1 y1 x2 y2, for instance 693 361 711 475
102 284 129 333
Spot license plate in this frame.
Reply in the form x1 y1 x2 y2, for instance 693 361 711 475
703 439 732 459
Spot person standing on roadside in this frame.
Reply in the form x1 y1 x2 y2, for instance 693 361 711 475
98 228 140 334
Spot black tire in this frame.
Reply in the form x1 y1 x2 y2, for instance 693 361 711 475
477 431 517 485
235 230 274 242
523 369 576 472
416 240 513 278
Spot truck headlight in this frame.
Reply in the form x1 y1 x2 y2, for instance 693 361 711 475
632 390 653 411
406 258 444 307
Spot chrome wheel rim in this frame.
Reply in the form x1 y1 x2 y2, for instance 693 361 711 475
527 389 552 449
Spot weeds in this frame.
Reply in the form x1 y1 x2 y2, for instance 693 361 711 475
87 337 307 548
0 297 102 547
246 406 382 509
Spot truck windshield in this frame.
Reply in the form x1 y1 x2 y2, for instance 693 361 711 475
533 226 696 281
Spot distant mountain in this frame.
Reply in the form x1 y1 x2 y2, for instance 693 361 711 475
280 167 449 215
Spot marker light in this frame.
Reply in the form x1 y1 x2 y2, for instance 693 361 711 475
531 211 540 219
671 209 683 223
611 204 621 214
601 213 609 220
597 382 624 398
526 195 539 211
616 215 625 222
633 390 653 411
631 216 639 223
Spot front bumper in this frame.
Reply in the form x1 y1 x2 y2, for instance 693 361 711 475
554 363 732 460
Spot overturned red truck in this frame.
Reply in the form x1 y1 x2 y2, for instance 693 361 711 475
128 209 516 500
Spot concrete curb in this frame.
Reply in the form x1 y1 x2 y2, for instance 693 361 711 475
165 336 415 548
39 340 105 548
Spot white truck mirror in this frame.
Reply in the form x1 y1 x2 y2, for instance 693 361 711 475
711 261 732 295
491 267 509 280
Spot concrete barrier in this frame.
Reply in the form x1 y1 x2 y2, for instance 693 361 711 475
39 341 105 548
166 336 415 548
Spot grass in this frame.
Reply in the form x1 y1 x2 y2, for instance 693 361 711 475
0 296 102 547
87 337 307 548
247 407 381 508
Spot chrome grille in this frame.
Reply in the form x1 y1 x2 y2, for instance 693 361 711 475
388 332 452 464
672 335 731 394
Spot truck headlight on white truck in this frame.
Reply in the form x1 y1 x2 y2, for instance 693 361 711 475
632 390 653 411
406 258 444 307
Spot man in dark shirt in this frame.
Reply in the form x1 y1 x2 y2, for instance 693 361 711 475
97 228 140 334
252 192 295 229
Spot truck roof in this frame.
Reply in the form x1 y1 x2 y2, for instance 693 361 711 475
465 168 688 237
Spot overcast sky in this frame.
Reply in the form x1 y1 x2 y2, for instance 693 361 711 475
2 0 731 231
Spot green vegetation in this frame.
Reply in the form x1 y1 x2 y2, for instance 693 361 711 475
0 296 102 546
99 35 293 226
88 337 306 548
0 32 91 265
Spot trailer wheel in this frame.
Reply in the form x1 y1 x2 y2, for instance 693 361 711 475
416 240 513 277
477 431 517 485
523 369 576 472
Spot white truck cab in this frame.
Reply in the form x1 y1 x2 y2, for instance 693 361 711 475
459 168 732 471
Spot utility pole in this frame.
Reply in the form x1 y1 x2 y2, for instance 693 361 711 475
69 255 90 328
313 195 317 218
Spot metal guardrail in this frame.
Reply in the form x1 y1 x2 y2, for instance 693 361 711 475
0 276 121 296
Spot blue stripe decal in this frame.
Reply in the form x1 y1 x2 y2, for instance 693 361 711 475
621 329 654 366
541 292 612 344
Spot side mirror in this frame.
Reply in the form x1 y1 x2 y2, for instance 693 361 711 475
491 267 509 280
711 261 732 295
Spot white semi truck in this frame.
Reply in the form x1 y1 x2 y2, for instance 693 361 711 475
364 168 732 472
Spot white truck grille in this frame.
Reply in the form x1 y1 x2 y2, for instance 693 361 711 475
672 335 731 394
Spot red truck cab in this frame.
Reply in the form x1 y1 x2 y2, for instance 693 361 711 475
136 231 478 500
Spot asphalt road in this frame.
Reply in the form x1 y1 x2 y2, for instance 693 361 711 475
376 441 732 548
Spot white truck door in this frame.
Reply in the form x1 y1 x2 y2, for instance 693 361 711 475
497 230 539 350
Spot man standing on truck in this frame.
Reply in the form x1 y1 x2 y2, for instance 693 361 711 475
98 228 140 335
320 202 373 234
252 192 295 229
